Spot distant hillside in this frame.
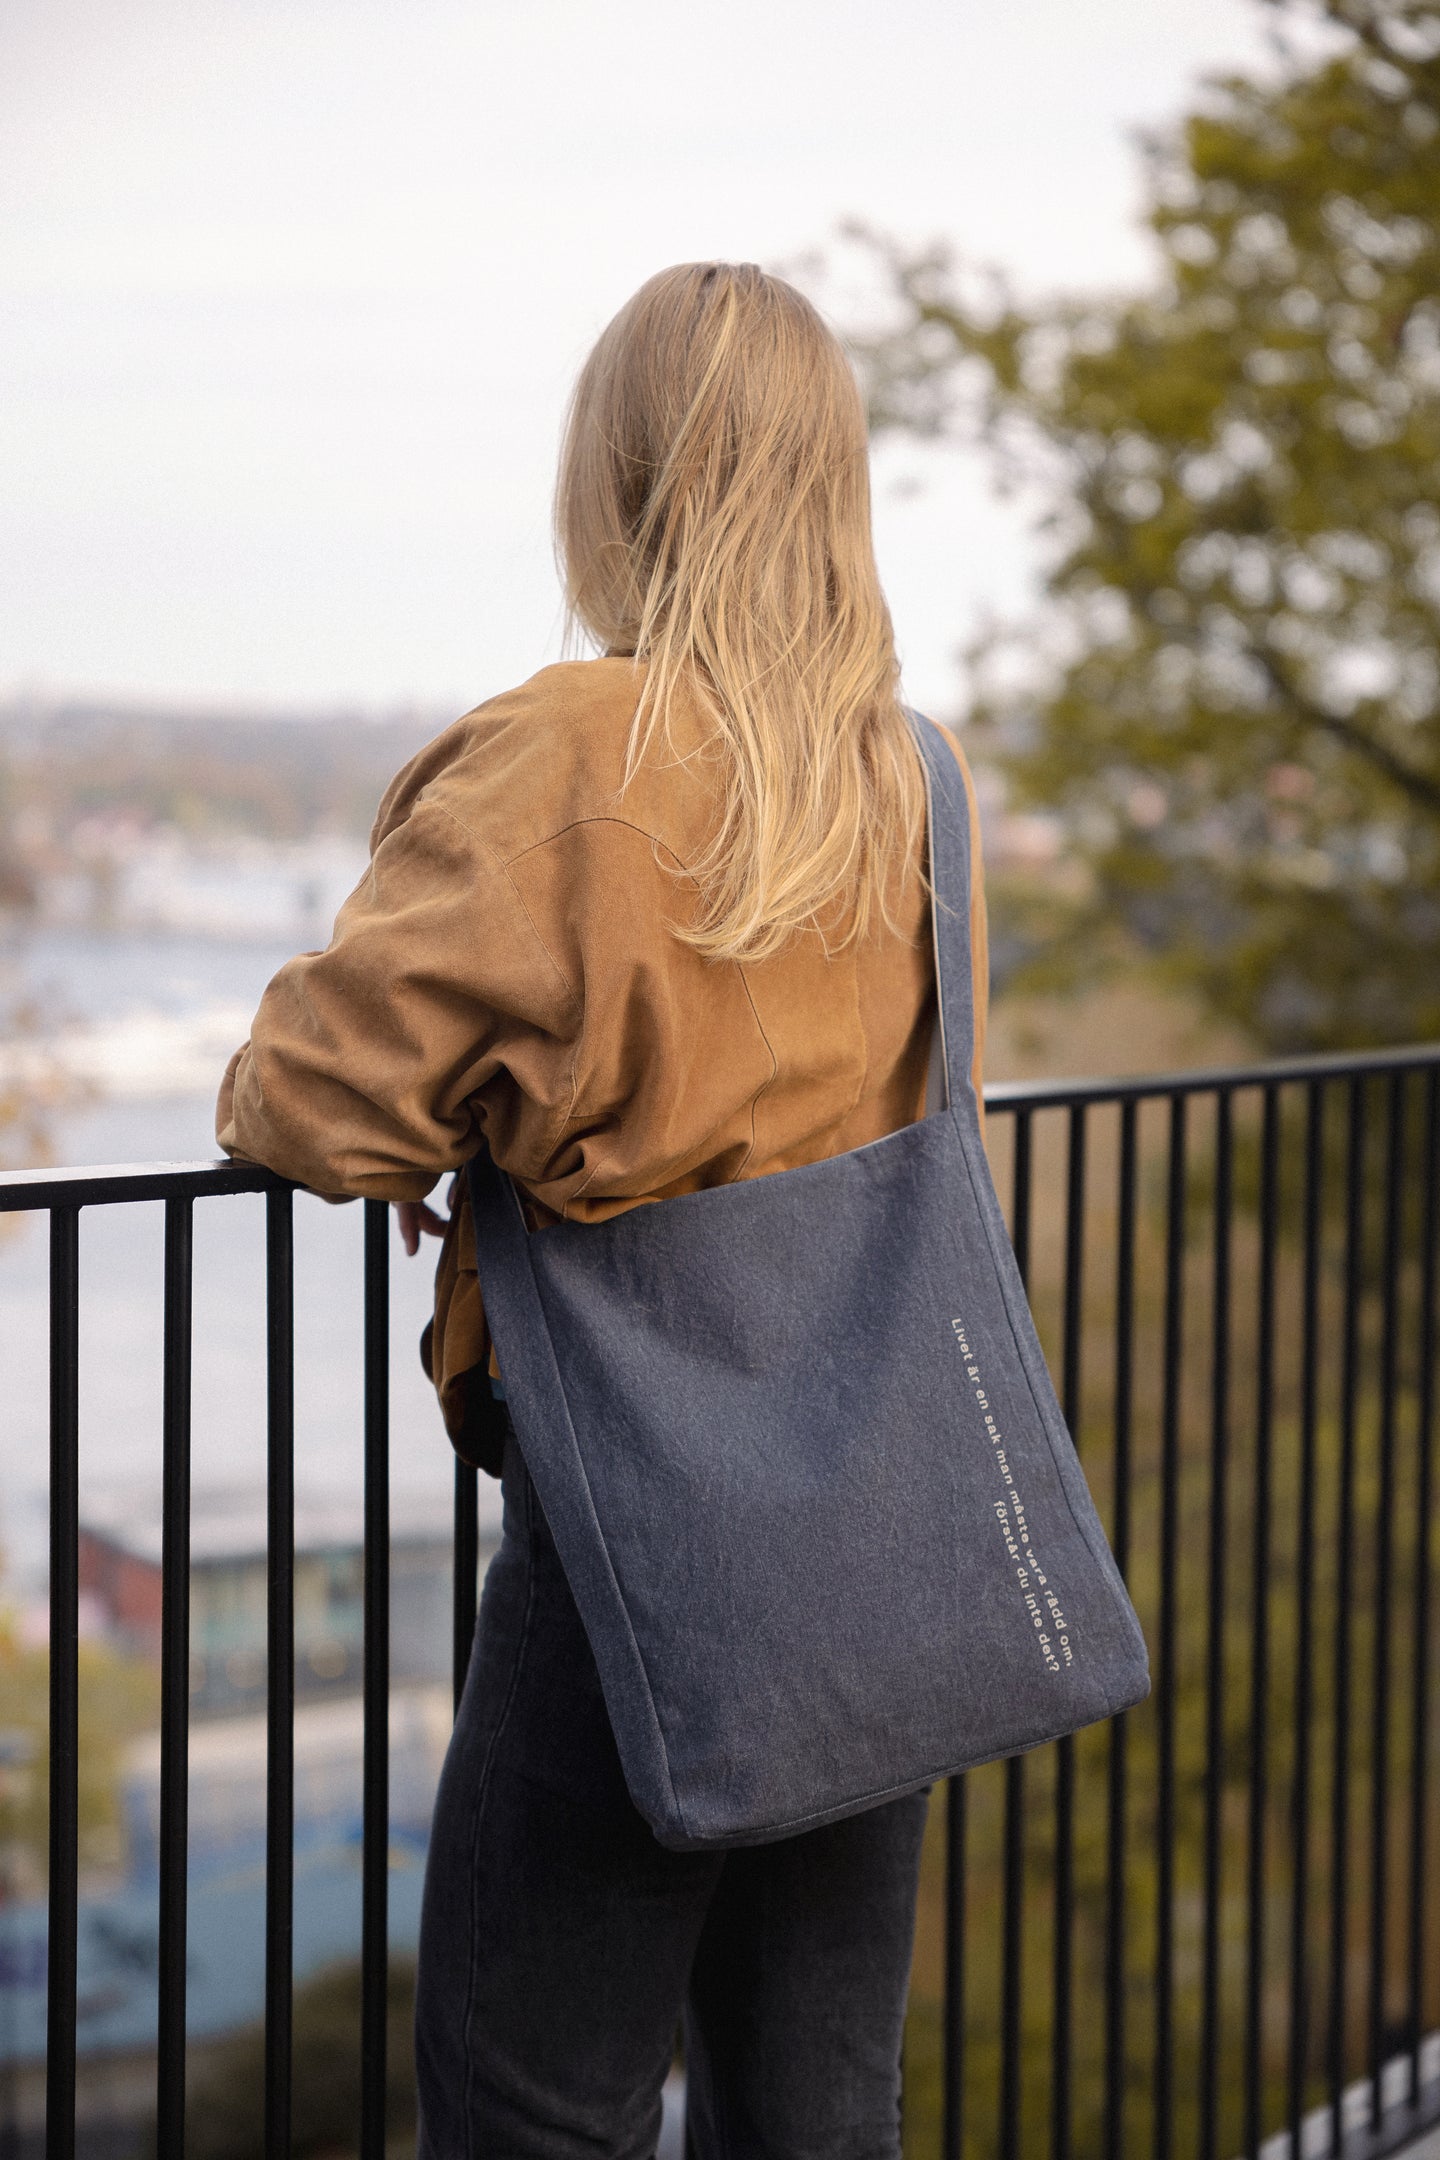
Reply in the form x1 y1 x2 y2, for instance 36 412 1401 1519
0 697 452 844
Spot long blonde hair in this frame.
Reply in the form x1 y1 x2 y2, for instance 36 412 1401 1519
554 261 926 962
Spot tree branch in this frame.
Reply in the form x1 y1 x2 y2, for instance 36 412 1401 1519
1254 648 1440 818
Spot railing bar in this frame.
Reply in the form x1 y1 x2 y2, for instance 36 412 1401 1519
942 1774 966 2160
1328 1076 1367 2152
1000 1754 1024 2160
1051 1103 1085 2160
1155 1092 1186 2160
1288 1079 1326 2145
265 1188 295 2160
1052 1735 1075 2160
1060 1103 1085 1419
361 1201 391 2160
1367 1073 1406 2127
1103 1098 1137 2160
1407 1068 1438 2103
1244 1086 1279 2160
999 1106 1032 2160
155 1197 194 2160
453 1461 479 1715
1200 1087 1234 2160
1011 1106 1033 1286
45 1205 79 2160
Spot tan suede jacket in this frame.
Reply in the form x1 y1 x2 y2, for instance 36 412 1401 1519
216 658 989 1456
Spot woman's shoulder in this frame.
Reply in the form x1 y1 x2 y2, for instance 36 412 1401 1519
369 657 710 862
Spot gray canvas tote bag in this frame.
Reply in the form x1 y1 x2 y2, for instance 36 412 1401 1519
466 710 1150 1851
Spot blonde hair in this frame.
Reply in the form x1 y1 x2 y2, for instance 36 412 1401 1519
554 260 926 962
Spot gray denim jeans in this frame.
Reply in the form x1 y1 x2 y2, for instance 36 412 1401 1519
414 1430 929 2159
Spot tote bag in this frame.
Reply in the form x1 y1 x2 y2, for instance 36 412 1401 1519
467 711 1150 1852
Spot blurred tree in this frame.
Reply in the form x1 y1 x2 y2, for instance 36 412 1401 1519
144 1957 419 2160
0 1605 161 1886
0 758 34 916
0 754 61 1180
838 0 1440 1051
0 988 67 1180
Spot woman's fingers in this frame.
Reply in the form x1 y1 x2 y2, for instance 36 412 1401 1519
395 1199 448 1256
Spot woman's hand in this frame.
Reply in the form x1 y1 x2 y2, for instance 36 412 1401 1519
396 1199 449 1256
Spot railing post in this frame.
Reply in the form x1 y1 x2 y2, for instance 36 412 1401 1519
1243 1085 1279 2160
1103 1096 1138 2160
1408 1070 1439 2109
1287 1078 1326 2147
1053 1102 1087 2160
1200 1086 1234 2160
1154 1091 1187 2160
942 1774 966 2160
265 1187 295 2160
155 1196 194 2160
999 1108 1033 2160
361 1200 391 2160
45 1205 79 2160
1328 1078 1368 2154
1367 1071 1407 2129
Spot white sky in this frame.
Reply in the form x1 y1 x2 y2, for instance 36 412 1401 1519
0 0 1277 719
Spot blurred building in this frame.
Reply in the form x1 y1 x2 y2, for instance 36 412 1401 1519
1 1490 496 2072
77 1486 475 1715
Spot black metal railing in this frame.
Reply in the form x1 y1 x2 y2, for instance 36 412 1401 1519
2 1042 1438 2160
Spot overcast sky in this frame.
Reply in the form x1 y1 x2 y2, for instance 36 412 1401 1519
1 0 1279 720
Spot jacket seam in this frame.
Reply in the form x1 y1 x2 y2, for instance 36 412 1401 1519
731 962 779 1180
500 812 698 874
422 796 699 878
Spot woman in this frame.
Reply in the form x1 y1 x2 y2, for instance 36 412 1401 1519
218 260 988 2159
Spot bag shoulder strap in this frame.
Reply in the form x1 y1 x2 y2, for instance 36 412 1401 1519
906 708 978 1115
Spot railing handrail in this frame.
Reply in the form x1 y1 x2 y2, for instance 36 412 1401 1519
3 1041 1438 1211
0 1158 285 1212
983 1038 1440 1112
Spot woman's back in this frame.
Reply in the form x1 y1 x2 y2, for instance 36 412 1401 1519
218 651 988 1447
217 258 1011 2159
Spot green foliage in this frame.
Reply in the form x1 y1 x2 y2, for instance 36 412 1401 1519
839 0 1440 1052
0 981 59 1181
0 1608 161 1882
148 1958 419 2160
0 748 71 1180
0 756 36 913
